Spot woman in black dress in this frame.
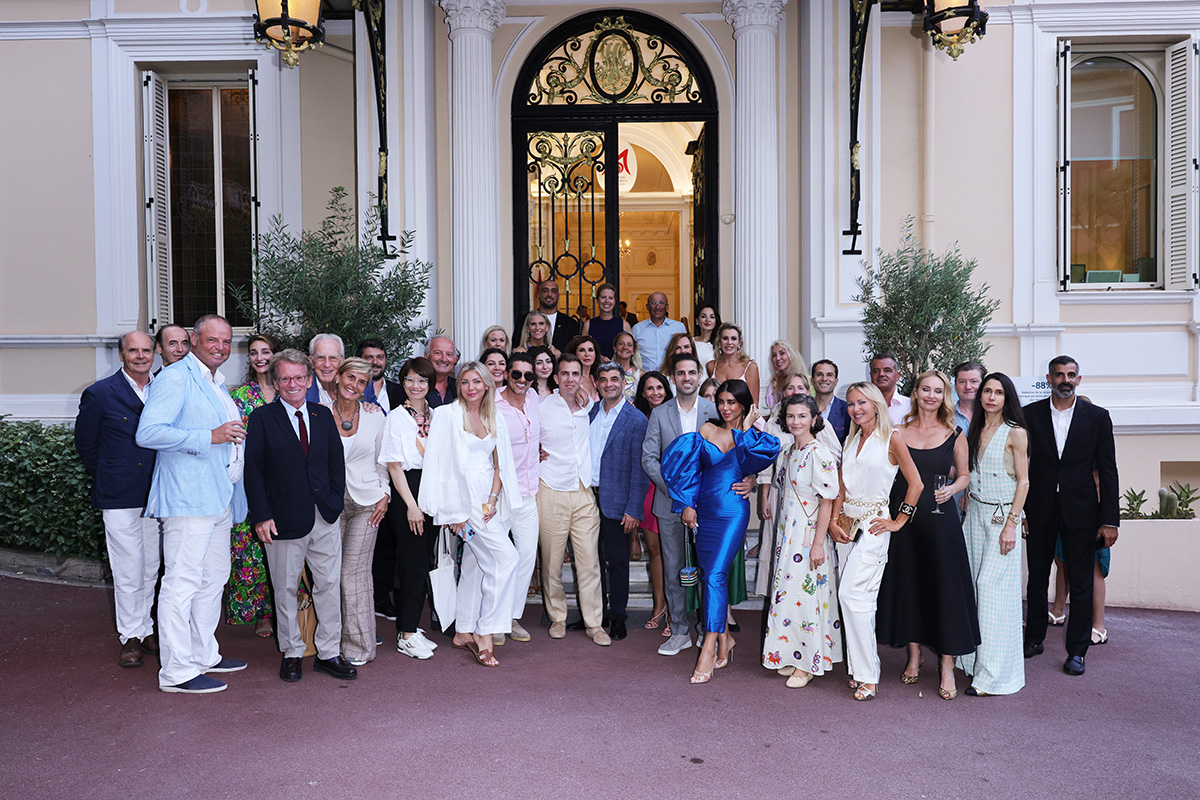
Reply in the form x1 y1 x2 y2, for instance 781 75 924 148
876 369 980 700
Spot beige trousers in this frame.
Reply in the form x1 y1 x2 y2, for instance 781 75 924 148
536 481 603 627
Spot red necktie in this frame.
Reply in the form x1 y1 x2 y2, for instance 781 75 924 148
295 409 309 457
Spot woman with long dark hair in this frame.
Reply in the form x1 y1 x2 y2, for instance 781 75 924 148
692 303 720 369
527 345 556 399
662 379 780 684
957 372 1030 696
633 371 674 632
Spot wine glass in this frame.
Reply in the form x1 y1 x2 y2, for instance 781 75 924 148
932 474 947 515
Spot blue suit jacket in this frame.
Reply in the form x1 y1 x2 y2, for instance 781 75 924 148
825 396 850 444
589 401 650 521
244 400 345 540
135 356 248 522
74 369 157 509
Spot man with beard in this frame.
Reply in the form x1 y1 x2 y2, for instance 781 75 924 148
357 337 403 414
1022 355 1119 676
811 359 848 443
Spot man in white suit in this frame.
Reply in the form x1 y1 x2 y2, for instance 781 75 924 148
136 314 249 694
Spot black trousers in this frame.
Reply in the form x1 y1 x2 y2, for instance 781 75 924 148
381 469 439 635
1025 503 1097 658
597 511 631 621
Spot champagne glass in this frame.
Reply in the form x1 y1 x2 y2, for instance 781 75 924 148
932 474 947 515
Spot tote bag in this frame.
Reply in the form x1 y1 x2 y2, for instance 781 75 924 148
429 527 458 631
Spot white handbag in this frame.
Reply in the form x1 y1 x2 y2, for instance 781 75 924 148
428 527 458 632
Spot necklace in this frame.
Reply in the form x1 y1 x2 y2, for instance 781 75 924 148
334 400 359 432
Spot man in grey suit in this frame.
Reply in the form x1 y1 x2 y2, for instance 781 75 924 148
641 353 754 655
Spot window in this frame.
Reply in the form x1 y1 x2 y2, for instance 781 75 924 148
1057 40 1198 291
143 71 258 329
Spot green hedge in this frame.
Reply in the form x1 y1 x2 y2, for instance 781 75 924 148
0 417 107 562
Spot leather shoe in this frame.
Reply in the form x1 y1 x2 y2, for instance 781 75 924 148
565 618 587 631
313 655 358 681
139 634 159 654
1063 655 1085 676
279 657 302 682
610 618 627 640
1023 642 1044 659
119 638 143 668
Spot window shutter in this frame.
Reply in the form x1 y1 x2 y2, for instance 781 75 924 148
142 71 172 330
1057 39 1072 291
1164 39 1199 291
247 68 261 320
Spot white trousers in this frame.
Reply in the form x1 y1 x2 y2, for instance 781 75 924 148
508 496 540 620
158 509 232 688
264 509 343 660
456 520 519 637
838 528 892 684
102 508 160 643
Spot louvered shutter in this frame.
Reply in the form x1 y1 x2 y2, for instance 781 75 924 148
1164 39 1199 290
1057 40 1072 291
142 71 172 330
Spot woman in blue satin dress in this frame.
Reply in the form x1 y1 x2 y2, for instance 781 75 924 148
662 379 780 684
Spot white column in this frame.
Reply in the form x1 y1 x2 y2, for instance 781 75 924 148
724 0 787 375
440 0 506 356
403 0 440 349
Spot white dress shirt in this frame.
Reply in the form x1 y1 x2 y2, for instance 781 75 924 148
282 399 312 444
190 352 243 483
887 393 911 426
539 391 592 492
1050 396 1076 458
589 397 625 487
676 396 700 435
121 368 152 403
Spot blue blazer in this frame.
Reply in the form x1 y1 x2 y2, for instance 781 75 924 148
244 400 345 540
825 396 850 444
135 356 248 523
74 369 157 510
589 401 650 521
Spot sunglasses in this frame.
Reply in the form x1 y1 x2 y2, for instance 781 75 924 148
509 370 535 381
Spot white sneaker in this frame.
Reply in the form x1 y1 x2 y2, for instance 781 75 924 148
413 629 439 650
396 633 434 660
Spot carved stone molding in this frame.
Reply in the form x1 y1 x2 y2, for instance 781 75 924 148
721 0 787 32
439 0 506 35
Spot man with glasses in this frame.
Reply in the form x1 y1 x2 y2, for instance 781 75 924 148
632 291 685 372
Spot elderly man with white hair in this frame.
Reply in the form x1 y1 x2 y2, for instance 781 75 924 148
306 333 344 406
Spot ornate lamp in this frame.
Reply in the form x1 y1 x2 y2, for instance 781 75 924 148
923 0 988 61
254 0 325 68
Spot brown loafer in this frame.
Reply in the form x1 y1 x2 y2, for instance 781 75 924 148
140 634 159 654
119 638 144 668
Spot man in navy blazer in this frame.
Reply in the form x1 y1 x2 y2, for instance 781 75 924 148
74 330 160 669
245 348 356 683
588 361 650 641
1022 356 1119 676
812 359 849 443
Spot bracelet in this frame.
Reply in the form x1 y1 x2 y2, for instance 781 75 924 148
487 493 499 500
899 502 916 517
1007 512 1022 523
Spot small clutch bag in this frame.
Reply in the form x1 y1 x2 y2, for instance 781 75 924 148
679 525 699 587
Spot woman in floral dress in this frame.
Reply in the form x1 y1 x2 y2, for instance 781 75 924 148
226 334 280 636
762 394 842 688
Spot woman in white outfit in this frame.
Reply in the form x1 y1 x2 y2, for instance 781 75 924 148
829 381 923 701
419 362 522 667
331 358 390 666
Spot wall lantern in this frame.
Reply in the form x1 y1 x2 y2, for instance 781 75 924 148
254 0 325 68
922 0 988 61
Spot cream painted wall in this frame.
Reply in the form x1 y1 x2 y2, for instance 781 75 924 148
114 0 255 13
0 1 89 21
1060 302 1191 325
0 350 98 395
300 36 357 231
879 24 923 253
0 38 96 335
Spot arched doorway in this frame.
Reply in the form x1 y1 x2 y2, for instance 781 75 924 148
511 10 719 332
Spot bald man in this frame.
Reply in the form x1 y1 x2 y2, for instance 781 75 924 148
631 292 685 371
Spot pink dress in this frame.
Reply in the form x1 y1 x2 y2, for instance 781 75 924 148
641 485 659 534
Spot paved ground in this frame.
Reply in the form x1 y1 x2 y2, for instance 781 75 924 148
1 574 1197 800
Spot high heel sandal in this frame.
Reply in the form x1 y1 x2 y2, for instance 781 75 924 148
1048 611 1066 626
644 608 667 630
938 663 957 700
690 650 716 684
853 683 877 701
714 638 736 670
901 653 924 685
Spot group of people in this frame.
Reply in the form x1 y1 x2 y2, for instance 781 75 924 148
74 287 1119 696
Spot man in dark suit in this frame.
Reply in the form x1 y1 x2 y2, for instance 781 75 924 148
811 359 849 443
245 348 356 683
536 279 581 351
358 337 403 414
1023 355 1119 676
587 361 650 641
75 330 160 668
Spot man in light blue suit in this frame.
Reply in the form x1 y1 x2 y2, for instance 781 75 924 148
137 314 249 694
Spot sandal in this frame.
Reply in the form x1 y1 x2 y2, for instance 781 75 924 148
901 653 924 685
938 662 957 700
714 637 736 670
254 618 274 638
466 641 499 667
662 622 672 638
853 683 877 701
644 608 667 630
1091 627 1108 645
1048 611 1066 626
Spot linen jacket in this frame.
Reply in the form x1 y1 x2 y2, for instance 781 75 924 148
418 401 522 527
74 369 157 509
589 400 650 521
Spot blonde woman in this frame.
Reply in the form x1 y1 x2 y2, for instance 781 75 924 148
876 370 979 701
479 325 509 356
612 331 643 399
331 358 390 666
708 323 760 404
419 362 522 667
829 382 922 701
764 340 809 409
515 312 558 356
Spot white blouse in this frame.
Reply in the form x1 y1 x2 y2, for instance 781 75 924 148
340 406 389 506
378 405 426 471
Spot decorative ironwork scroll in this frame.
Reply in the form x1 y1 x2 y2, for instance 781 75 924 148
527 131 608 310
843 0 874 256
354 0 396 250
527 16 702 106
